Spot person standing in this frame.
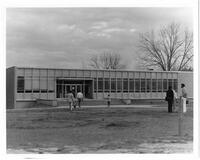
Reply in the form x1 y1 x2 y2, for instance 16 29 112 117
107 94 111 108
166 86 174 113
172 89 178 112
71 87 76 109
68 90 74 111
77 90 83 108
181 83 187 113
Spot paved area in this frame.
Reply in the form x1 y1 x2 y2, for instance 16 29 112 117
7 104 166 112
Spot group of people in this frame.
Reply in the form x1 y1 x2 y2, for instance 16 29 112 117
67 88 83 111
166 83 187 113
67 84 188 112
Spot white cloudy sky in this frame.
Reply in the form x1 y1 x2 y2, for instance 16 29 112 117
6 8 193 69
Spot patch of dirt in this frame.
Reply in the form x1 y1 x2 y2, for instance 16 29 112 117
104 121 140 128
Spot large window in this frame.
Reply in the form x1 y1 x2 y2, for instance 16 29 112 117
173 79 178 92
168 79 173 89
17 76 24 93
163 79 168 92
158 79 162 92
135 79 140 92
25 78 32 92
98 78 103 92
141 79 146 92
32 78 39 93
40 78 47 90
152 79 157 92
111 78 116 92
56 84 61 98
117 78 122 92
48 79 55 93
129 79 134 92
104 78 110 92
94 78 97 92
123 78 128 92
146 79 151 92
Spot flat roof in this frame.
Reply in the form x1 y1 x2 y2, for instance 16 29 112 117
7 66 193 74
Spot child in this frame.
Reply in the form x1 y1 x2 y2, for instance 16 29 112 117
107 94 111 108
68 90 74 111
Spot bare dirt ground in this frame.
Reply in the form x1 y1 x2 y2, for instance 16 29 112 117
6 105 193 154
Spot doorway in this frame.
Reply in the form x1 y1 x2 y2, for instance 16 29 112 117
56 79 93 99
64 84 83 98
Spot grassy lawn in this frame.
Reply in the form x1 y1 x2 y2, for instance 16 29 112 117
6 105 193 153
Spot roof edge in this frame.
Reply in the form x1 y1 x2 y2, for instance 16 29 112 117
6 66 193 74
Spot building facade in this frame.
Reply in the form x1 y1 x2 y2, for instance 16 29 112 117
6 66 193 109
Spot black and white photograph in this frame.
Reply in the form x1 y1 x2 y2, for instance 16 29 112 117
1 0 199 159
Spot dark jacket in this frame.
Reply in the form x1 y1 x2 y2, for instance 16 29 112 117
166 89 174 101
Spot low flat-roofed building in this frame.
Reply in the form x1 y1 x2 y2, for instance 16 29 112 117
6 66 193 109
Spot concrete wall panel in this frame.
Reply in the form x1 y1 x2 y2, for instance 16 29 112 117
40 93 48 99
48 70 55 77
16 68 24 76
140 72 145 78
48 93 55 99
6 67 15 109
146 72 151 78
33 69 40 77
97 71 103 77
162 73 167 79
91 71 97 78
84 70 91 77
16 93 23 99
25 69 32 77
69 70 76 77
63 70 70 77
110 71 116 78
55 70 63 77
134 72 140 78
16 101 35 109
104 71 110 78
40 69 48 77
116 72 121 77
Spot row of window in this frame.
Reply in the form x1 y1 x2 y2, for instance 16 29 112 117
17 76 55 93
18 90 54 93
94 78 178 93
17 76 178 93
17 69 178 79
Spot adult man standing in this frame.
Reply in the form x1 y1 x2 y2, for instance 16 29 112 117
172 89 178 112
166 86 174 113
181 83 187 113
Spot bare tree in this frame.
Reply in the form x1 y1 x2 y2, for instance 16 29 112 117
89 50 126 70
139 23 193 71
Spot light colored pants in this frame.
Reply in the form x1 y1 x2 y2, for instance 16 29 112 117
182 97 187 113
69 101 73 110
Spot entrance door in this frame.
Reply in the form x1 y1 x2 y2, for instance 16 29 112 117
64 85 71 98
64 85 78 98
77 84 82 93
70 84 83 98
70 85 76 97
56 79 93 99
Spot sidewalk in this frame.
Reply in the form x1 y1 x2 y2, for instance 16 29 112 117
6 104 165 112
